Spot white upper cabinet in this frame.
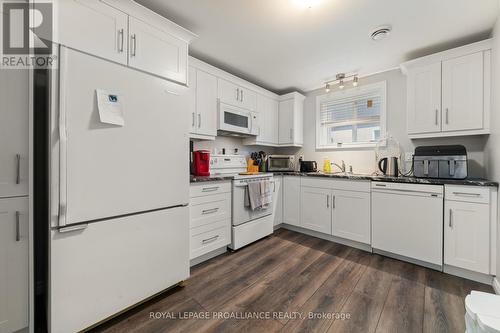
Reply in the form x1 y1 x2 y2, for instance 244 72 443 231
279 92 305 146
55 0 128 65
402 40 491 138
187 66 219 139
442 52 484 132
407 62 442 134
245 94 279 145
218 79 257 111
0 70 28 198
195 69 218 137
54 0 196 85
128 17 188 84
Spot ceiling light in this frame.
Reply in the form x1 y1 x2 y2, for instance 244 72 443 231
295 0 321 9
370 25 392 41
353 76 359 87
336 73 345 89
325 83 331 93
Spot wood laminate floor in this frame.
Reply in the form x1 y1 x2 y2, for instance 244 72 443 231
91 229 494 333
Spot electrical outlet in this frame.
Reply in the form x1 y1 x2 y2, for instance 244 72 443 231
404 152 414 162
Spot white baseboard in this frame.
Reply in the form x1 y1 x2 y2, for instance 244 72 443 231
280 224 372 253
190 246 227 267
443 265 494 285
493 277 500 294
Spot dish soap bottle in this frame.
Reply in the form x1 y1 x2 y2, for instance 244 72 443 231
323 158 331 173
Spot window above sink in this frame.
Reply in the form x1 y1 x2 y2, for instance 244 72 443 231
316 81 387 149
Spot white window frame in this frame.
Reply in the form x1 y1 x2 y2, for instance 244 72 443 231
316 81 387 150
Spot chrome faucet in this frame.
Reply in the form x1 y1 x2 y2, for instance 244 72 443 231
332 160 346 173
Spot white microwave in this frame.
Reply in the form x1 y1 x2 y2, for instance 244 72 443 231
218 102 259 136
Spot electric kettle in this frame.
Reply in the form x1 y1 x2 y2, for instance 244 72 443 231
378 157 399 177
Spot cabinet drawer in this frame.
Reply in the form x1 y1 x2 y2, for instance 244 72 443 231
445 185 490 204
190 225 229 259
190 194 231 229
301 177 370 192
190 182 231 198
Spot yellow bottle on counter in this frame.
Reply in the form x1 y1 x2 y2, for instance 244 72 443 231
323 159 331 173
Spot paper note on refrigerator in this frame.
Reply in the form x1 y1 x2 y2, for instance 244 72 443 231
96 89 124 126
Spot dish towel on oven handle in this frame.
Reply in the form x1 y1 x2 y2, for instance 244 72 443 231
260 180 272 208
247 181 262 210
246 180 273 211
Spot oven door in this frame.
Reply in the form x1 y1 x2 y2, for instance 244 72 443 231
218 102 252 134
232 179 274 226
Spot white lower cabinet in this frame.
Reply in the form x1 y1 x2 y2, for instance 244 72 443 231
332 190 371 244
272 176 283 226
444 186 492 274
299 179 371 244
282 176 301 227
301 187 332 234
189 182 231 261
0 197 29 333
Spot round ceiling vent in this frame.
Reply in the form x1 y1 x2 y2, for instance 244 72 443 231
370 25 392 41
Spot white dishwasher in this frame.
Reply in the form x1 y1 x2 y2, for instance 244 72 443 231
371 182 444 269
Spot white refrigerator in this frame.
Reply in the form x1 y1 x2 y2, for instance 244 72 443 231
49 47 190 333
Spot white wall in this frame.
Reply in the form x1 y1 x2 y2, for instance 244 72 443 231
485 13 500 279
296 69 488 177
192 136 277 157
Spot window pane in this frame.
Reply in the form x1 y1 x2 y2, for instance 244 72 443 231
317 82 385 148
356 96 381 119
329 125 353 144
357 123 380 142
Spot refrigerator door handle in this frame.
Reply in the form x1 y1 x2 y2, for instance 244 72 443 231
58 47 69 227
58 223 88 233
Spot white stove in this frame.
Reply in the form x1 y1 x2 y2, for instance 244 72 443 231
210 155 275 250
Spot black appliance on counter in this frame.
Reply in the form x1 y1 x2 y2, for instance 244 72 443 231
300 160 318 173
413 145 467 179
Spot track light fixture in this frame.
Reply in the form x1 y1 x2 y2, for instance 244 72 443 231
324 73 359 92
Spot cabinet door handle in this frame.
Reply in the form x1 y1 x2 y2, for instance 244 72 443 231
198 114 201 128
435 109 438 126
131 34 137 57
202 208 219 215
332 195 336 209
241 89 244 102
118 28 124 53
452 192 481 197
326 195 329 208
192 112 195 127
15 211 20 241
15 154 20 184
445 108 449 124
236 88 240 101
289 128 293 140
202 235 219 244
202 186 219 192
449 209 453 228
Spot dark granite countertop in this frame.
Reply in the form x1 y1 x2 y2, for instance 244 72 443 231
190 172 498 187
275 171 499 187
190 175 234 183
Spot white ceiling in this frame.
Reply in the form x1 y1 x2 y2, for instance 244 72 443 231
137 0 498 94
